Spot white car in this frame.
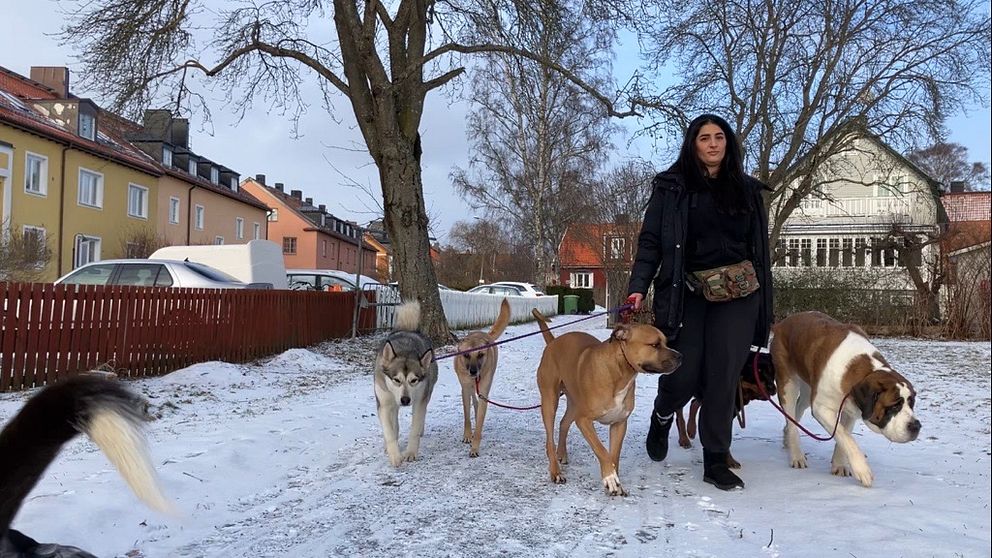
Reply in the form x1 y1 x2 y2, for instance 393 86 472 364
55 259 271 289
286 269 384 291
489 281 546 297
466 284 525 297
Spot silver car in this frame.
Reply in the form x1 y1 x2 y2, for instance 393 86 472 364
54 259 271 289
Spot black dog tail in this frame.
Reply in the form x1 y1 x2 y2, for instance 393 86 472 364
0 375 175 534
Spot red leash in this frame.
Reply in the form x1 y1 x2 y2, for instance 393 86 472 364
474 376 542 411
751 353 850 441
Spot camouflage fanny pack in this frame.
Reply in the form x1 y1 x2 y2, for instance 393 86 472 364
687 260 760 302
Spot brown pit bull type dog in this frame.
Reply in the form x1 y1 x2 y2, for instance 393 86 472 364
532 309 682 496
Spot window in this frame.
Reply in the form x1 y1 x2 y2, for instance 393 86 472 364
283 236 297 255
828 238 841 267
78 112 96 140
74 235 101 268
169 197 181 224
268 208 279 222
236 217 245 239
78 168 103 208
210 167 219 184
787 239 801 267
570 272 593 288
60 262 113 285
116 264 170 287
816 238 828 267
194 205 205 230
163 145 173 167
25 152 47 195
800 238 812 267
855 238 867 267
127 184 149 218
214 236 224 245
322 239 327 258
188 158 197 175
22 226 47 267
230 177 238 191
607 237 625 260
253 222 261 240
841 238 854 267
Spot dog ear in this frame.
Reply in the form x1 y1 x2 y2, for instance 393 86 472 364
419 349 435 369
851 376 880 422
382 341 396 362
611 324 632 342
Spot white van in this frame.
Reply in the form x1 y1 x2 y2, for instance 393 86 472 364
150 240 288 289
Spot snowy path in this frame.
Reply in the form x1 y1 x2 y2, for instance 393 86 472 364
2 316 989 557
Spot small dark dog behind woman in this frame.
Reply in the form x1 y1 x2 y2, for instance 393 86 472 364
626 113 774 490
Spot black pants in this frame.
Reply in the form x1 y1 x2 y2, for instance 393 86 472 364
654 290 760 453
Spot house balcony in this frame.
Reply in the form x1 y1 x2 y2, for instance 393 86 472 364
798 197 913 218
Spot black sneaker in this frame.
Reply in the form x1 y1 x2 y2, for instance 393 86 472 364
646 411 674 462
703 450 745 490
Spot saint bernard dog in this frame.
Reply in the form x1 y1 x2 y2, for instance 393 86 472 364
771 311 921 487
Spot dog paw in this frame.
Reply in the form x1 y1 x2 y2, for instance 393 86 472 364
551 473 566 484
852 464 874 487
789 453 808 469
462 433 472 444
388 452 403 468
831 462 852 477
678 438 692 449
402 450 418 463
603 473 628 497
469 448 480 458
557 452 569 465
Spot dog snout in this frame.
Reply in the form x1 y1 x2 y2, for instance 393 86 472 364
907 418 921 438
400 396 411 406
468 365 480 377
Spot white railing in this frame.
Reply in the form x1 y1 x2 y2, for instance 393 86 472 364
799 197 912 217
439 291 559 330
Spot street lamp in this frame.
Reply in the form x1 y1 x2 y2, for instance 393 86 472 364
474 216 485 284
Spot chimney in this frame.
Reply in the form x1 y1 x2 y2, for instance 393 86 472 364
318 204 326 212
29 66 69 97
254 174 266 185
949 181 966 193
290 189 303 199
305 197 313 206
171 117 190 149
142 109 173 142
274 182 284 192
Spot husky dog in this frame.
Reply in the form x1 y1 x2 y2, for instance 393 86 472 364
374 301 439 467
1 374 175 557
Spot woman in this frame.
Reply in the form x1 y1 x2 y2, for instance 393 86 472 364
626 114 773 490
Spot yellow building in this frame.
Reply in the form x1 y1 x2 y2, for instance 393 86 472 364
0 66 270 282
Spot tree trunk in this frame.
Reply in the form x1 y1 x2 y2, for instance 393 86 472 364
379 143 449 345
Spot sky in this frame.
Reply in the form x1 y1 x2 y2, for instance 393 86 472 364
1 1 989 244
0 316 989 556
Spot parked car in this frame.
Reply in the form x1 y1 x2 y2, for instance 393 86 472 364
490 281 546 297
54 259 271 289
286 269 384 292
467 284 525 297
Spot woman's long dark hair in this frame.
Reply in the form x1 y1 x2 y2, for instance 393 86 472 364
669 113 753 214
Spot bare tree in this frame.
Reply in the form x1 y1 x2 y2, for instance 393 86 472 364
120 226 167 259
636 0 991 246
0 223 53 283
907 142 991 191
58 0 659 343
451 1 617 284
877 223 946 329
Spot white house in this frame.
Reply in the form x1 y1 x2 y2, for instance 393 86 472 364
771 131 944 297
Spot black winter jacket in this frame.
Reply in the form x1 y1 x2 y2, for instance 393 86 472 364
627 170 774 347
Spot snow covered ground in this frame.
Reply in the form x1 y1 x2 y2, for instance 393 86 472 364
1 315 989 557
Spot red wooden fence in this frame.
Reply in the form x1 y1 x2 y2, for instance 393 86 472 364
0 282 378 391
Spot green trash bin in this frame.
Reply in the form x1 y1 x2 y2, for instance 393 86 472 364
563 294 579 315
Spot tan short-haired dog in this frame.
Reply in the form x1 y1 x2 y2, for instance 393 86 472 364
453 298 511 457
532 309 682 496
772 311 921 487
